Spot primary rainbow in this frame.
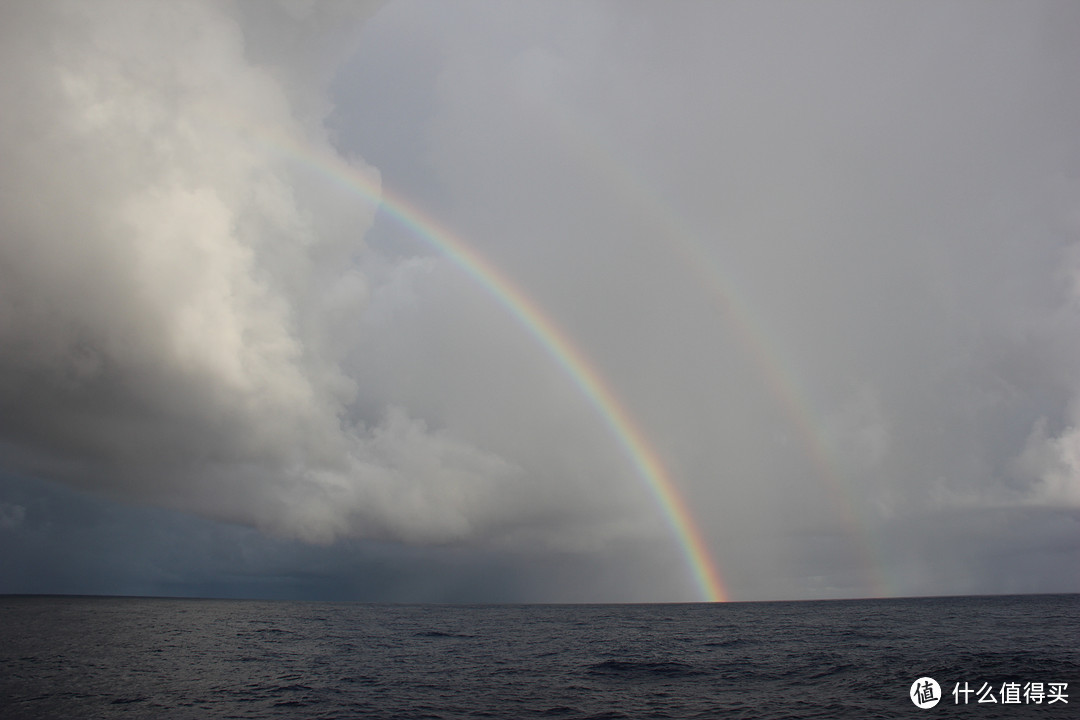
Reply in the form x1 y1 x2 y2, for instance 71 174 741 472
256 131 727 602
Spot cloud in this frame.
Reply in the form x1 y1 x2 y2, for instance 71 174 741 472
3 0 1080 600
1015 419 1080 507
0 0 536 548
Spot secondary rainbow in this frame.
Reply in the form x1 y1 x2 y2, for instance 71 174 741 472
537 103 890 597
255 130 728 602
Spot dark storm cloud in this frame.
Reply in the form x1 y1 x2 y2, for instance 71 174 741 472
2 0 1079 601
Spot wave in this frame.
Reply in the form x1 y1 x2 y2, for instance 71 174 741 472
414 630 475 639
586 659 704 679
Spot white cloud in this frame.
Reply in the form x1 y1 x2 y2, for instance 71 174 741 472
0 0 536 549
1016 419 1080 507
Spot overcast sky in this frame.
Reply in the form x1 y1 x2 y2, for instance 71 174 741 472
1 0 1078 602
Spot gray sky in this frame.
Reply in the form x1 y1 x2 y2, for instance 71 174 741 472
1 0 1078 602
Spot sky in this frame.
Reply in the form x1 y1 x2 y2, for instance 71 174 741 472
1 0 1078 603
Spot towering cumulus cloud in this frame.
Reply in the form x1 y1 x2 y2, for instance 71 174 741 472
0 1 518 544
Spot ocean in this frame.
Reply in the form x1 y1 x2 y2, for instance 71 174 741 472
0 594 1076 719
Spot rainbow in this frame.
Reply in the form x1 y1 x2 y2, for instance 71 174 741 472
253 130 728 602
537 102 890 598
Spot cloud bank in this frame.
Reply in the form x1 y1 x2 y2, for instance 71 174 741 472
0 0 531 547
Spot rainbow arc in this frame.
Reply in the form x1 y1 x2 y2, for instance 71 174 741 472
264 134 727 602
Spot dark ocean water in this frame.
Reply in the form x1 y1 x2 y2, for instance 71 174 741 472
0 594 1076 719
